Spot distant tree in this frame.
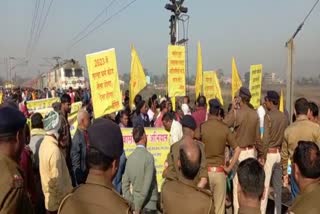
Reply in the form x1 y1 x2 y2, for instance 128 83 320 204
152 75 160 84
244 72 250 87
144 68 149 76
0 76 4 85
122 73 130 83
217 69 224 78
160 73 166 84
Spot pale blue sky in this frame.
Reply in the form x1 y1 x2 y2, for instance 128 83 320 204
0 0 319 80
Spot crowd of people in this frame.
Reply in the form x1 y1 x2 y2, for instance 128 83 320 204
0 85 320 214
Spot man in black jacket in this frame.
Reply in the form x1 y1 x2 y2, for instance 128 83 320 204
71 109 91 186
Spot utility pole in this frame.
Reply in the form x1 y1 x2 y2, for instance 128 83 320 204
7 57 28 84
285 0 319 122
286 39 294 122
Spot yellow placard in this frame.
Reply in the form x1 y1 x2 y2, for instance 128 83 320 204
203 71 224 106
167 45 186 97
249 64 263 109
26 97 60 112
203 71 215 104
86 48 122 118
27 102 82 138
121 128 170 191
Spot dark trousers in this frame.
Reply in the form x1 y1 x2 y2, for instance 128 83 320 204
271 162 282 214
142 209 157 214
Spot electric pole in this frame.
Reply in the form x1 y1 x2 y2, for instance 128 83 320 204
285 0 319 122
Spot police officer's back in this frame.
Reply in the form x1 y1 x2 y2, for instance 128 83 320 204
163 115 208 188
289 141 320 214
161 140 214 214
0 106 34 214
58 118 132 214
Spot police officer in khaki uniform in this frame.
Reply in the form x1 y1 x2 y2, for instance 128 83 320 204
260 91 288 214
289 141 320 214
161 138 215 214
223 87 261 214
58 118 132 214
281 98 320 199
0 106 34 214
237 158 265 214
163 115 208 188
195 99 241 214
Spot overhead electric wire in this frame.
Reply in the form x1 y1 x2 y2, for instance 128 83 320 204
26 0 40 57
67 0 138 50
290 0 319 40
71 0 119 42
27 0 46 58
33 0 54 48
28 0 54 59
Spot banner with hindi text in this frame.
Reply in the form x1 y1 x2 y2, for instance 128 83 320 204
249 64 263 109
86 48 122 118
27 97 59 112
167 45 186 97
121 128 170 191
203 71 216 104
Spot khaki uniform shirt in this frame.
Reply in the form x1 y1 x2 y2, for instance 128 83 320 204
239 206 261 214
224 105 260 148
58 173 132 214
261 108 288 158
289 182 320 214
161 178 214 214
0 153 34 214
164 138 208 184
195 117 237 166
281 115 320 174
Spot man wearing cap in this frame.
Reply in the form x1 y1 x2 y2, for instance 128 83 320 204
122 126 158 214
39 111 72 214
195 99 241 214
0 106 34 214
223 86 261 214
161 140 215 214
163 115 208 188
260 91 288 214
58 118 132 214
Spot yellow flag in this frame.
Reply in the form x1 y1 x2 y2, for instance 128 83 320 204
232 57 242 98
195 42 203 98
279 89 284 112
212 71 224 105
129 46 147 108
0 92 3 104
